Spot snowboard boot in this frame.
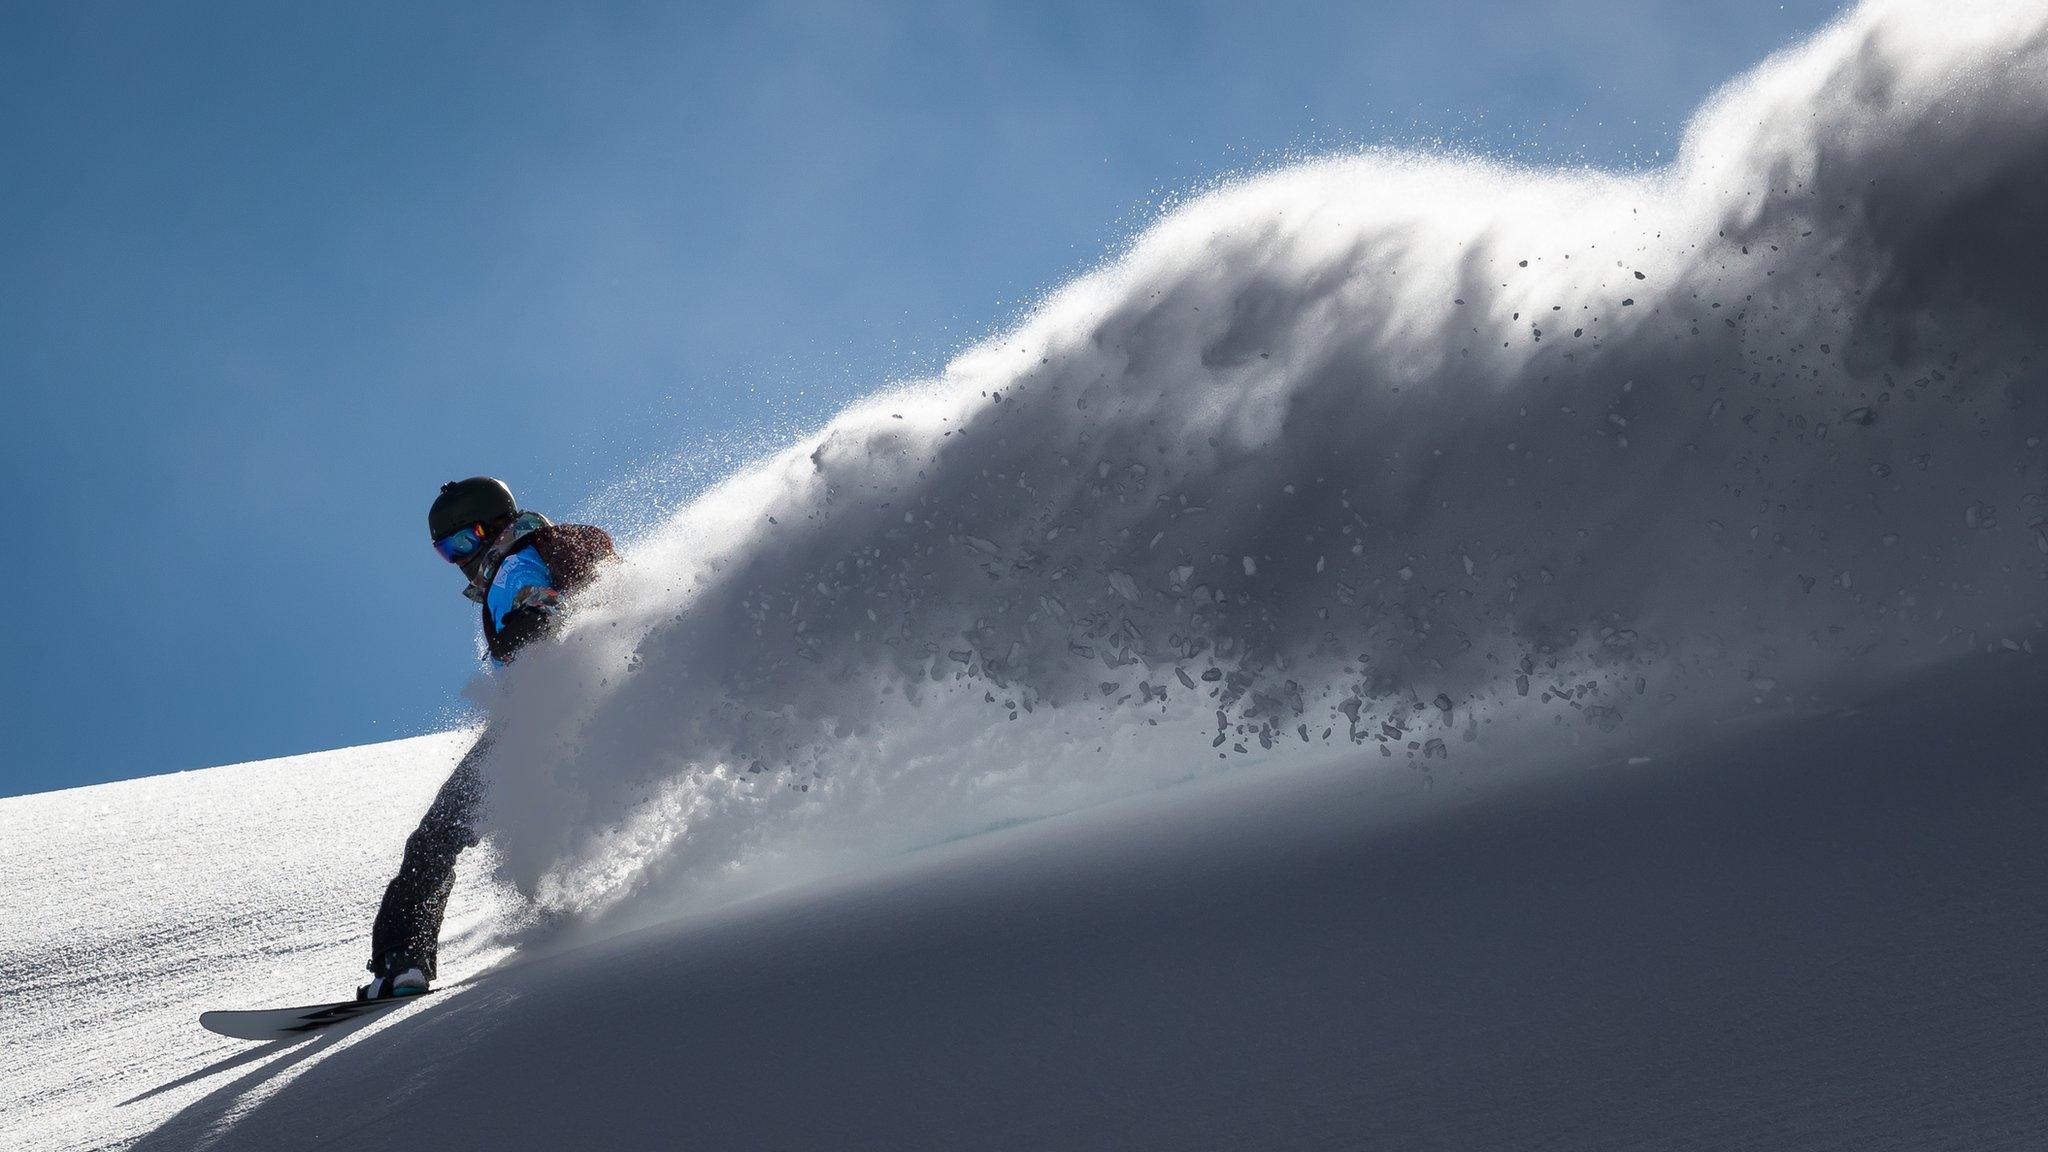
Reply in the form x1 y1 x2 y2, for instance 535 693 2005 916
358 959 431 1001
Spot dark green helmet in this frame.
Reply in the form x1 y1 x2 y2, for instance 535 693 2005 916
429 477 517 540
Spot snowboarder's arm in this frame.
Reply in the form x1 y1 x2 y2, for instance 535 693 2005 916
487 549 561 658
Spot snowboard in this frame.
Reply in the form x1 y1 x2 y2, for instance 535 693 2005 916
201 992 433 1043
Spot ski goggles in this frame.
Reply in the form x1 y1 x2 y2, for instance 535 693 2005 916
433 522 492 564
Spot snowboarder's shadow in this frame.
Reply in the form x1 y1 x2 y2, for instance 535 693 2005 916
122 1019 355 1149
117 1035 311 1108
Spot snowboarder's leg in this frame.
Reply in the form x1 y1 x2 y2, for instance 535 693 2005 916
367 734 489 980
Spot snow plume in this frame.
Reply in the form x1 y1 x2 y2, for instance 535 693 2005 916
479 0 2048 928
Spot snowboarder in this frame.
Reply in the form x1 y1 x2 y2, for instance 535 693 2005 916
358 477 616 1000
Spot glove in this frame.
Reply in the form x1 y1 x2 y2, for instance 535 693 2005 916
496 600 560 655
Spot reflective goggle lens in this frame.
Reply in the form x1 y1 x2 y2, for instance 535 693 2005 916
434 522 490 563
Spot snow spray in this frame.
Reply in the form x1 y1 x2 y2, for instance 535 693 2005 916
478 0 2048 929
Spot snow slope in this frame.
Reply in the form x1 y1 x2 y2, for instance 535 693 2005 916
9 655 2047 1150
0 733 518 1152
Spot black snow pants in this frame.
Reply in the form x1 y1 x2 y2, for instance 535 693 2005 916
367 733 489 979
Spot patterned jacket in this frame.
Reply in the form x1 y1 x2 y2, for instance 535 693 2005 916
462 512 618 663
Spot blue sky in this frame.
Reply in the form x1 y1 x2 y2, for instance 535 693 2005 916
0 0 1845 796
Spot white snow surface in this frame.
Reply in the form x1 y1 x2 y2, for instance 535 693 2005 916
7 657 2048 1150
0 733 518 1152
